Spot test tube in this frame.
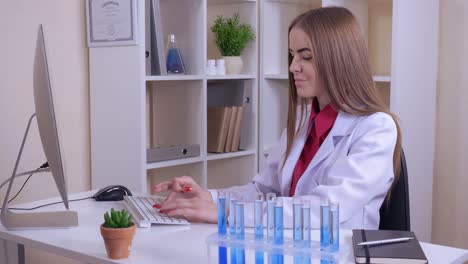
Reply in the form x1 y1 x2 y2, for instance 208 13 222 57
235 201 246 264
302 200 311 245
217 190 227 235
293 196 303 242
320 197 330 249
266 193 276 241
254 193 264 240
302 200 312 264
229 192 237 236
329 202 340 252
217 191 227 264
235 201 245 239
293 197 303 264
273 198 284 264
229 192 238 264
254 193 264 264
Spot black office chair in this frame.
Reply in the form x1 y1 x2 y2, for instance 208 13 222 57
379 150 411 231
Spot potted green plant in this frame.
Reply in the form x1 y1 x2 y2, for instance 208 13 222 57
100 208 136 259
211 13 255 75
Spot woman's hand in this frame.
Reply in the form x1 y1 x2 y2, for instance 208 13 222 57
157 196 218 223
152 176 217 223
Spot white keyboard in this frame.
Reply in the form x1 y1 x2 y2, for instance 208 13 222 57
123 195 190 228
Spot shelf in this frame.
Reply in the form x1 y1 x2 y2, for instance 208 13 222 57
373 75 391 83
208 0 256 5
207 149 256 161
146 75 204 81
264 0 310 4
264 73 289 80
146 156 204 170
207 74 256 80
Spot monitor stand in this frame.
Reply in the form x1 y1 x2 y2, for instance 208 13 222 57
0 114 78 230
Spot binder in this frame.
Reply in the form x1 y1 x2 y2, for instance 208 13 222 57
149 0 166 75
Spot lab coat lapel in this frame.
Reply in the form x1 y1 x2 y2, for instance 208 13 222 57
280 120 308 196
284 111 358 195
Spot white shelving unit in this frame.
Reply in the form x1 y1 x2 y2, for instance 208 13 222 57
90 0 258 193
258 0 439 242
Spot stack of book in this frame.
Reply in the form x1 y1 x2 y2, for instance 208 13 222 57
207 106 244 153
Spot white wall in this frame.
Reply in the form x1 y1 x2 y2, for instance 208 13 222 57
0 1 89 263
390 0 439 243
432 0 468 250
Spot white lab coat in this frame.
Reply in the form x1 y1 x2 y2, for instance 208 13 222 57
212 110 397 230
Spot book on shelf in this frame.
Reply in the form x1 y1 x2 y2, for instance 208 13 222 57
352 229 428 264
231 106 244 152
224 106 238 152
207 107 232 153
207 80 250 153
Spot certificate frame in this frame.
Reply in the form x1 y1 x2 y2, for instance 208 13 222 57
86 0 138 47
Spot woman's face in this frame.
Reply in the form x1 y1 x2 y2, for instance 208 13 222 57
289 27 329 106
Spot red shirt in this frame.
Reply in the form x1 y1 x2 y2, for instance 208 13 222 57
289 99 339 196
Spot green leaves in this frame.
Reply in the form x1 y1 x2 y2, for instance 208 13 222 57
211 13 255 56
103 208 133 228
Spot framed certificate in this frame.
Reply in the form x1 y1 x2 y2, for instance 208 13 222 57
86 0 138 47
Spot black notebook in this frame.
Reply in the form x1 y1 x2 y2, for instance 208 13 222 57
352 229 428 264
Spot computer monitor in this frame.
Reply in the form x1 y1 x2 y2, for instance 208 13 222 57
0 25 78 229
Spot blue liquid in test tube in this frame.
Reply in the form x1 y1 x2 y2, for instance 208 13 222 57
293 197 303 241
293 197 303 264
329 202 340 252
266 193 276 241
229 193 237 236
302 200 312 264
235 202 246 264
254 193 264 264
320 198 330 249
229 192 237 264
273 198 284 264
217 191 227 264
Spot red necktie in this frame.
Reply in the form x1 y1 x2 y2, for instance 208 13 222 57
289 101 338 196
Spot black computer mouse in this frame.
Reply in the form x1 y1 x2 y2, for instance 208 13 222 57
92 185 133 201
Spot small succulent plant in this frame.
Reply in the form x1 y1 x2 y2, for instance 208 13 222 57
103 208 133 228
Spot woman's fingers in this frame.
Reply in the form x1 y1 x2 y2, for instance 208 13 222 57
152 176 197 193
159 197 194 211
158 197 218 223
152 181 173 192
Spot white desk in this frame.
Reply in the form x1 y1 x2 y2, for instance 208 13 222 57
1 191 467 264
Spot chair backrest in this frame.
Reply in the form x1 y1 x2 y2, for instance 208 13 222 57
379 150 411 231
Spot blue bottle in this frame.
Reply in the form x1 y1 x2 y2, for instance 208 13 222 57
166 34 185 74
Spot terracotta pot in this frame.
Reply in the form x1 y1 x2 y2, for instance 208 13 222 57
223 56 243 75
100 223 136 259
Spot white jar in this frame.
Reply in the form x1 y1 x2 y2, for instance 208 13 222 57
206 59 216 75
216 59 226 75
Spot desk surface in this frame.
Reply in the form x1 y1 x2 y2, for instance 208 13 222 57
1 191 467 264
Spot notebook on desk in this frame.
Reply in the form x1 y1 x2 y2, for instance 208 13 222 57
352 229 428 264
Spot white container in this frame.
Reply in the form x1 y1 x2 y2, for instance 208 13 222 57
206 59 216 75
216 59 226 75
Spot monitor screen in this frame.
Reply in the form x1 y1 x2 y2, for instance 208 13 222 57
33 24 69 209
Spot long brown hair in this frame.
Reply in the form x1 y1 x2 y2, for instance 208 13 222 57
284 7 402 191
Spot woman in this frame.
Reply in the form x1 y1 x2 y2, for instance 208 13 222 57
153 7 401 229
